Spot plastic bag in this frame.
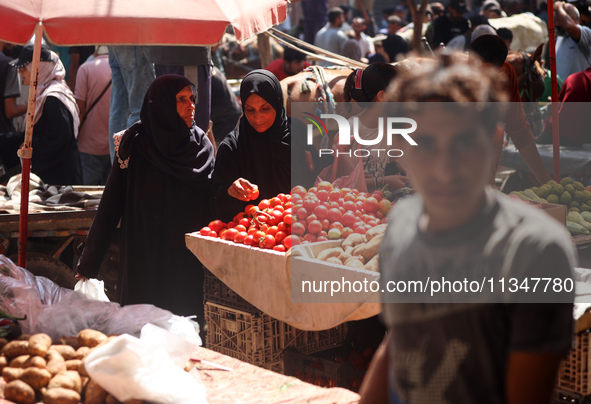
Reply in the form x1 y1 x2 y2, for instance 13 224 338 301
315 142 368 192
74 278 110 302
0 255 201 346
84 323 207 404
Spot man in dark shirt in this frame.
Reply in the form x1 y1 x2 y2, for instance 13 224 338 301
382 15 409 63
430 0 470 49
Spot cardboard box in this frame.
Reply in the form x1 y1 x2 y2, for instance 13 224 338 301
541 203 567 226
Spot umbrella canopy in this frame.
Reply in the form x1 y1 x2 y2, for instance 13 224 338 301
0 0 287 45
0 0 287 267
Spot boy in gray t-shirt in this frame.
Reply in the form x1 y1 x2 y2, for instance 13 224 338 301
358 55 576 404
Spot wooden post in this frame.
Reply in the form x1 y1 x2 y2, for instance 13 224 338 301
258 32 273 69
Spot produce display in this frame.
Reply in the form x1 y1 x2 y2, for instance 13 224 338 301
0 330 141 404
311 224 388 272
200 192 294 252
290 181 398 244
510 177 591 236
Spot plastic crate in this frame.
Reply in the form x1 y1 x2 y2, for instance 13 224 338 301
204 302 347 371
283 347 366 392
557 330 591 395
204 269 257 313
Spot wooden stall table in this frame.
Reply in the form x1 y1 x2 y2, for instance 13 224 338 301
0 347 360 404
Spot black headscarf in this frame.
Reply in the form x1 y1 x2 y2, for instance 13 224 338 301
236 70 291 197
118 74 214 187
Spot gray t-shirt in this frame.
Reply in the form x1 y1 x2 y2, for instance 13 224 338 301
556 25 591 80
4 65 20 99
380 189 576 404
314 26 348 67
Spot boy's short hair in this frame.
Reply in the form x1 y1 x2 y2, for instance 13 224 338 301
496 27 513 42
328 7 344 23
469 34 508 69
283 46 306 62
386 53 508 131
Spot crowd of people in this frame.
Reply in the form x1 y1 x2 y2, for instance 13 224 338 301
0 1 588 402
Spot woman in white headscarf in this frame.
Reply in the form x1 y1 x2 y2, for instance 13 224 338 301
11 43 82 185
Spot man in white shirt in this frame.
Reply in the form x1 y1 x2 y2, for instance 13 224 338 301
555 0 591 79
351 17 376 58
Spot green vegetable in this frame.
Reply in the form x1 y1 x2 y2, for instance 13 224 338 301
567 211 591 230
567 221 590 235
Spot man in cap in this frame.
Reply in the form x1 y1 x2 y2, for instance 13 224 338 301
430 0 470 49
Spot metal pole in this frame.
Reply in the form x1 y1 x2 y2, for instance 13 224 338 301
17 22 43 268
547 0 560 181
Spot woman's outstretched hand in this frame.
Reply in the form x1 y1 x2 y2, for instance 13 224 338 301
228 178 259 201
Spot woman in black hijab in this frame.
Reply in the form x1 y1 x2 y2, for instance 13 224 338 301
212 70 291 222
76 75 215 322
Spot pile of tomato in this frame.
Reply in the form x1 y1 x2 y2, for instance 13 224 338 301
199 193 296 252
290 181 392 243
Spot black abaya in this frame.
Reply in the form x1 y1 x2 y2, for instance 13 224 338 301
77 75 215 321
211 70 291 222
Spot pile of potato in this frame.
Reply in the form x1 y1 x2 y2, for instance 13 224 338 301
315 224 387 272
0 330 142 404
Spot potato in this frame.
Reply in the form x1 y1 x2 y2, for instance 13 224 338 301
65 359 82 371
9 354 31 368
316 247 344 261
344 258 365 269
344 246 354 254
351 233 384 261
342 233 366 249
78 359 89 377
0 355 8 372
48 370 82 394
326 256 342 265
77 329 107 348
338 251 352 262
24 355 47 369
75 346 91 360
2 366 24 382
364 255 379 272
365 224 388 241
20 367 52 390
46 350 66 376
56 336 80 350
49 344 77 360
4 379 36 404
1 340 30 359
0 337 7 349
28 333 52 357
84 378 108 404
43 387 81 404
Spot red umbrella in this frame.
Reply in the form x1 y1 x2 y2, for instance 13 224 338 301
0 0 288 267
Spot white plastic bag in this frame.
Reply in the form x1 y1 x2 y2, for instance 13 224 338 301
74 278 110 302
84 324 207 404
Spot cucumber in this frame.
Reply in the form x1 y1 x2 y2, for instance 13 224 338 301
581 211 591 223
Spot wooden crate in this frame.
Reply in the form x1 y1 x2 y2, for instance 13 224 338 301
204 302 348 371
557 330 591 396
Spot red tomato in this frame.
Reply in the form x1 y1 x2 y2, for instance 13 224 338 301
270 210 283 225
283 235 300 249
273 244 286 253
303 197 320 212
296 207 308 220
258 199 271 210
270 197 282 207
283 213 292 226
233 212 247 223
266 226 279 236
292 222 306 236
273 205 285 213
227 221 237 229
260 234 276 249
342 212 357 227
317 181 333 191
372 190 384 201
290 185 307 198
200 226 211 236
327 208 342 223
247 226 258 236
321 219 330 231
284 201 292 209
363 197 380 213
303 233 318 243
275 230 287 244
343 201 356 212
316 189 329 202
234 224 247 233
208 230 218 238
277 193 287 203
277 222 289 233
314 205 329 220
239 218 251 228
308 220 323 234
354 226 367 234
328 189 342 201
316 236 328 242
341 227 354 238
223 228 239 241
234 231 248 244
249 188 260 200
244 235 255 246
329 221 344 232
307 186 318 194
306 214 318 225
254 230 266 241
208 220 226 233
